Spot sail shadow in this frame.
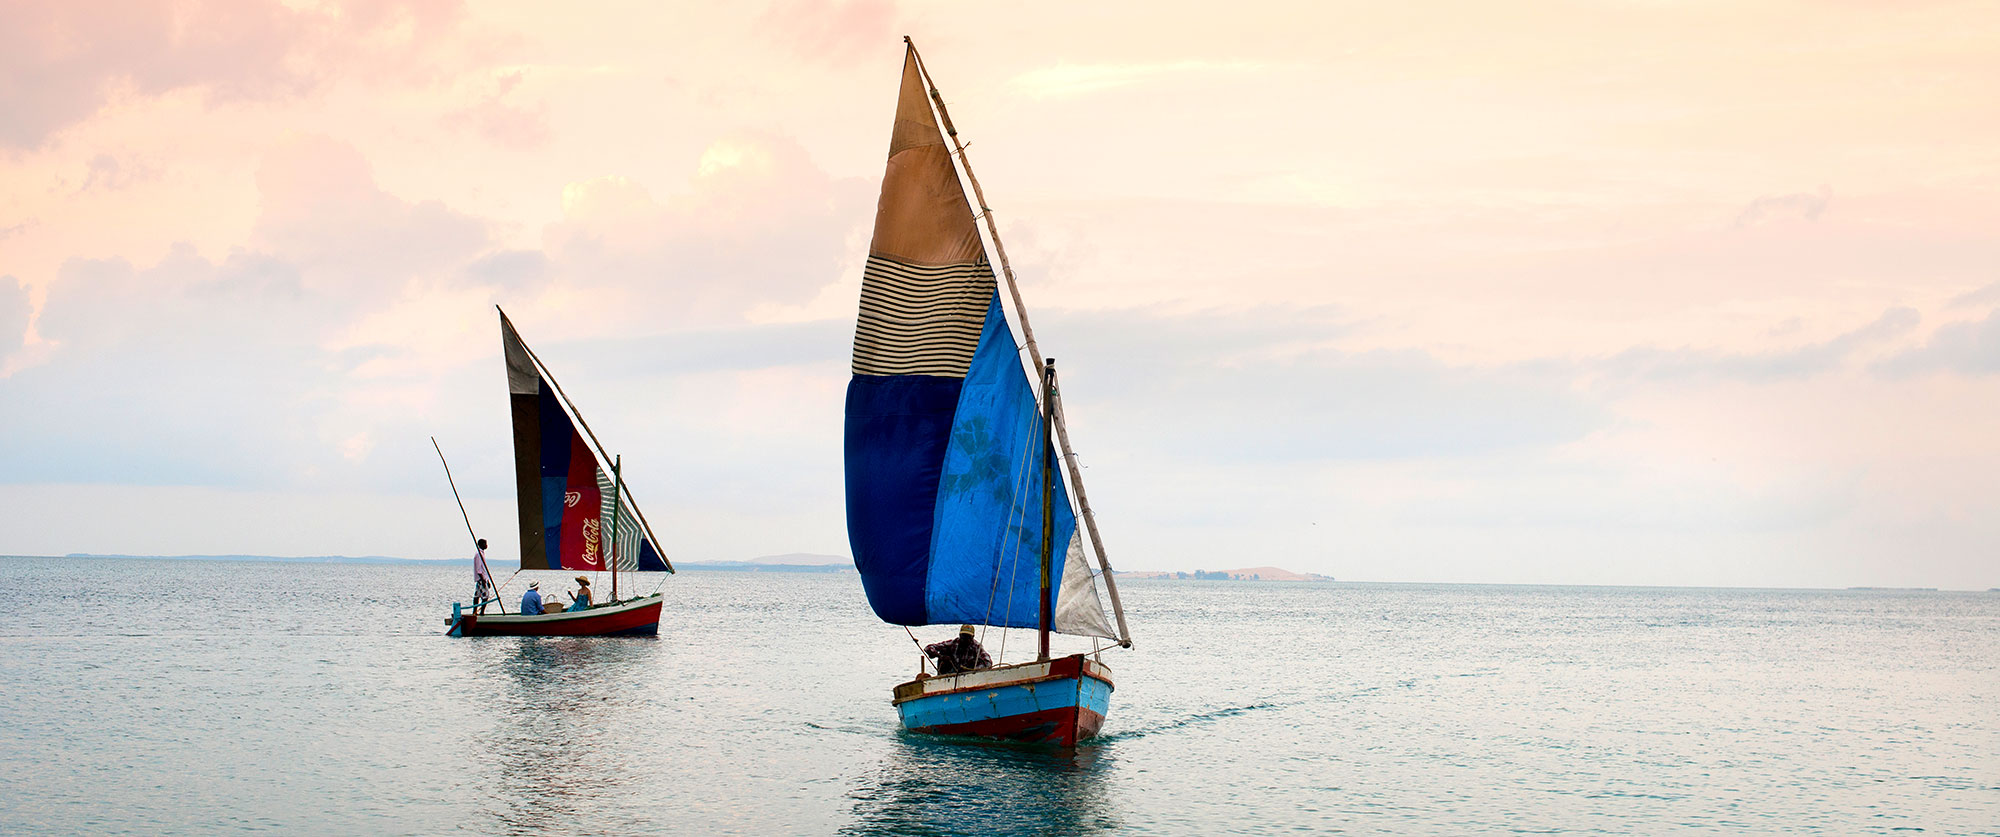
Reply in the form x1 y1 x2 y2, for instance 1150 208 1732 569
841 733 1119 836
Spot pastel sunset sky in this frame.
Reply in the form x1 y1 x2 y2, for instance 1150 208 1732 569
3 0 1996 587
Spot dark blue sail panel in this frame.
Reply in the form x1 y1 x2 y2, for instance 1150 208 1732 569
926 295 1076 628
636 538 669 573
536 385 576 567
844 374 964 624
845 47 1084 629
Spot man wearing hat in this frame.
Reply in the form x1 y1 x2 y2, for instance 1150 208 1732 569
521 581 545 616
923 625 993 675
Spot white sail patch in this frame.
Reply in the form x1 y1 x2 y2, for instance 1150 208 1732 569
851 255 997 377
1054 529 1118 639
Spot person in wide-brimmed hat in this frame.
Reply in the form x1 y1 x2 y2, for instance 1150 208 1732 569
923 624 992 675
567 576 593 612
521 580 546 615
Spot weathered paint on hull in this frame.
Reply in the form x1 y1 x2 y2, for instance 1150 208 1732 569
448 595 663 637
893 654 1114 747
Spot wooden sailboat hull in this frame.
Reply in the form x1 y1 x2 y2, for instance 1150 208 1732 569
446 594 663 637
892 654 1113 747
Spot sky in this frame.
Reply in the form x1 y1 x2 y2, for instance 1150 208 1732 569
2 0 1997 588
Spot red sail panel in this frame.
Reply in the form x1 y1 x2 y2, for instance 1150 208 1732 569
560 431 604 571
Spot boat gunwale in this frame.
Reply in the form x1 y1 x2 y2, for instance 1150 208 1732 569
463 592 664 625
891 653 1113 706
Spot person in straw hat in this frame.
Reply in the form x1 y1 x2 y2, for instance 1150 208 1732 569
521 580 546 616
567 576 593 611
923 624 993 675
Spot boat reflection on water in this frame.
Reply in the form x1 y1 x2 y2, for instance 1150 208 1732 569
467 637 661 835
843 733 1116 836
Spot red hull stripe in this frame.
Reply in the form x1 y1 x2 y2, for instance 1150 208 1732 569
456 600 663 637
912 705 1106 748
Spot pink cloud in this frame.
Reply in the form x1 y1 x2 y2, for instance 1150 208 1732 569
0 0 465 150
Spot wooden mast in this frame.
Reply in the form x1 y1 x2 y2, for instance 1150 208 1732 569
905 38 1132 647
498 306 675 574
609 454 621 602
1038 358 1056 662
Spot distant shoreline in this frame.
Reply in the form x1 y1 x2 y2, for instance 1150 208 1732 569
58 552 472 565
40 553 856 574
5 555 1989 591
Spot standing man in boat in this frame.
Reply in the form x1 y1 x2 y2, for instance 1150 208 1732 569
924 625 993 675
472 538 496 613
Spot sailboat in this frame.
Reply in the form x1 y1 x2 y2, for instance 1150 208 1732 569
445 308 675 637
844 38 1133 747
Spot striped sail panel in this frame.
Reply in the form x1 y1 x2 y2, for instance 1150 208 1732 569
852 256 995 376
593 470 668 572
846 45 996 624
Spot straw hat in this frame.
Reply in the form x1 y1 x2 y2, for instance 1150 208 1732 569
528 581 540 590
959 624 976 636
575 576 590 586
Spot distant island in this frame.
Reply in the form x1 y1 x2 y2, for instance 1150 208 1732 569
1117 566 1332 582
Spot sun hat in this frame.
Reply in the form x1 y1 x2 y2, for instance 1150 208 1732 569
575 576 590 585
529 581 540 589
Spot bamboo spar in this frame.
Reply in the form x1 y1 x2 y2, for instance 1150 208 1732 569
905 38 1133 647
497 306 675 574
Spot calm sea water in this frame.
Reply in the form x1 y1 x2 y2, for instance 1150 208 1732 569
0 556 1994 835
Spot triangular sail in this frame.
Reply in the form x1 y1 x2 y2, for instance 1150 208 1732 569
502 311 669 573
843 45 1115 638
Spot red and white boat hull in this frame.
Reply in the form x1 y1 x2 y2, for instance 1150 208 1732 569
447 594 663 637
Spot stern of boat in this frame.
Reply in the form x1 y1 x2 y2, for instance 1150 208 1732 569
893 653 1114 746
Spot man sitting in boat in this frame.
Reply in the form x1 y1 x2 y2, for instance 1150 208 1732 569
924 625 993 675
521 581 545 616
567 576 593 611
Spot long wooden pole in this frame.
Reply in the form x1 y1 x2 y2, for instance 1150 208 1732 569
609 455 621 602
432 436 504 614
905 38 1131 647
497 306 675 574
1037 359 1056 662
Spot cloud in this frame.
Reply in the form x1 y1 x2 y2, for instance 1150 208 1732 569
1949 281 2000 309
0 275 27 362
79 154 155 192
8 247 342 485
1009 60 1266 99
761 0 900 66
446 70 552 151
0 0 464 149
542 135 870 326
1874 309 2000 377
252 135 490 296
462 249 549 290
1731 186 1831 229
1604 307 1921 382
1037 306 1604 462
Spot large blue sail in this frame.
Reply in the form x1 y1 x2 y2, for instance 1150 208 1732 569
844 48 1094 633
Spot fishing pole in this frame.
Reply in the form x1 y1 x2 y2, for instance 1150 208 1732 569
433 436 504 614
431 436 478 545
